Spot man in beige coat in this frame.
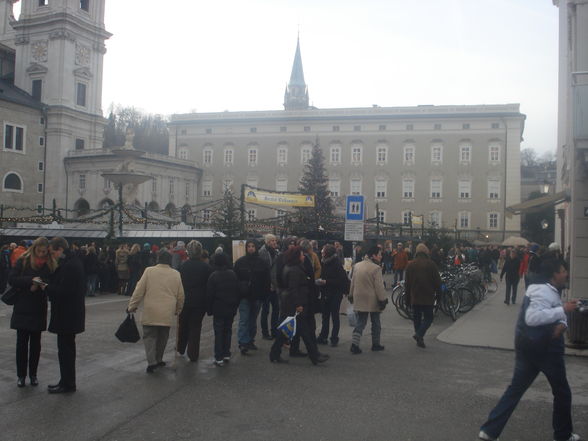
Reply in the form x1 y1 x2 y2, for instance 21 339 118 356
128 250 184 373
348 245 388 354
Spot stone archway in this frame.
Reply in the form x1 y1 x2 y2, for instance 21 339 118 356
74 198 90 217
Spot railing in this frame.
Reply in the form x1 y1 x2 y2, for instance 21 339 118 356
66 149 198 167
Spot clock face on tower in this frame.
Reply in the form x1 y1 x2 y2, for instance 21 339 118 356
75 44 91 66
31 40 48 63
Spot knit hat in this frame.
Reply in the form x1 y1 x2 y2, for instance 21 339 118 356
548 242 561 252
143 242 151 250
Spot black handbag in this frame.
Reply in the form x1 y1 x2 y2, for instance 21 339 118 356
1 286 18 305
115 313 141 343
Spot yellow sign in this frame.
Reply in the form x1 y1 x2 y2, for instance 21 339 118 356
412 215 424 225
244 186 315 207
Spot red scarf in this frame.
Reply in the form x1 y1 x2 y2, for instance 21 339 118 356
34 256 48 269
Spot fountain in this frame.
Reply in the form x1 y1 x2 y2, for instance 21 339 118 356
101 128 153 236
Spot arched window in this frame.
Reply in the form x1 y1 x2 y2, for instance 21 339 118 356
74 198 90 217
3 172 23 192
165 203 176 217
99 198 114 209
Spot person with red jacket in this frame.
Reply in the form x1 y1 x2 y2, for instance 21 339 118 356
392 242 409 285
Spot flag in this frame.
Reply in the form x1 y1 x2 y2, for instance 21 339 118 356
277 314 297 340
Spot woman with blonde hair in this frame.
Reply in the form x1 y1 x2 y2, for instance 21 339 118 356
115 243 130 295
8 237 57 387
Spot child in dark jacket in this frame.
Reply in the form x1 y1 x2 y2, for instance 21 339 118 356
207 253 240 366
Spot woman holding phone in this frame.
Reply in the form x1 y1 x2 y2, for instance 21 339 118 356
8 237 57 387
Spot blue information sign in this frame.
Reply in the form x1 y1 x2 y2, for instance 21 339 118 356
346 195 364 221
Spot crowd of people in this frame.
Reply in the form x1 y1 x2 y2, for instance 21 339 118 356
1 234 580 440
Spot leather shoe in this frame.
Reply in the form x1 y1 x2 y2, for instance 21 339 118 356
48 385 76 394
17 377 26 388
146 364 158 373
289 350 307 358
269 355 289 363
48 383 62 390
29 376 38 386
157 361 166 367
350 344 362 354
371 344 385 351
311 353 330 365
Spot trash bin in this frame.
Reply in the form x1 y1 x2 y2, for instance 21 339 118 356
565 299 588 349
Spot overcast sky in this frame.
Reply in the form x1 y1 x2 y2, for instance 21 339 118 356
95 0 559 155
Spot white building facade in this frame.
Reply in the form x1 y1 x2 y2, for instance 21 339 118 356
554 0 588 294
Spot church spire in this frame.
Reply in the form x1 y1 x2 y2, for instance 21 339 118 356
284 36 309 110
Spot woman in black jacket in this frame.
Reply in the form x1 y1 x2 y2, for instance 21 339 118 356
8 237 57 387
178 240 212 362
233 240 270 354
206 253 240 366
269 246 328 365
316 244 349 347
501 248 522 305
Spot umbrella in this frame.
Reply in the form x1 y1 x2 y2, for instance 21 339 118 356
501 236 529 247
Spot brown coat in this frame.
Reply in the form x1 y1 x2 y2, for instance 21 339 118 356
393 250 409 270
405 253 442 306
349 258 387 312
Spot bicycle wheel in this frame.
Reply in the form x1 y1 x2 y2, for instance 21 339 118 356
457 287 476 313
395 289 413 320
441 289 461 321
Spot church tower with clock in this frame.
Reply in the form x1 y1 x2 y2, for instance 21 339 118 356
5 0 111 209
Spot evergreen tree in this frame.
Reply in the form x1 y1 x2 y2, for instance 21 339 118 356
296 140 335 234
212 189 241 237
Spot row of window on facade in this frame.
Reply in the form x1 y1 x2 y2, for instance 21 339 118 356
81 176 196 199
200 176 501 201
179 122 502 136
196 143 502 167
37 0 90 12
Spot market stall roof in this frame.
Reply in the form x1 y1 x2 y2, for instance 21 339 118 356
505 190 569 216
0 228 224 239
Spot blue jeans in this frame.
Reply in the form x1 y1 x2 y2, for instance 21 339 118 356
351 311 381 347
480 351 573 440
394 269 404 285
237 299 261 345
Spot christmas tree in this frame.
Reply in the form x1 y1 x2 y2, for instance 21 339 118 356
212 189 241 237
296 139 335 235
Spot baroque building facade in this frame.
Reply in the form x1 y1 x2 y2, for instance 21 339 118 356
169 39 524 240
0 0 200 221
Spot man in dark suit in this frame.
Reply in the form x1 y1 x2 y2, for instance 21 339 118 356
46 237 86 394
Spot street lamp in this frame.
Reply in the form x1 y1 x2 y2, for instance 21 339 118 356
541 219 549 246
541 180 550 194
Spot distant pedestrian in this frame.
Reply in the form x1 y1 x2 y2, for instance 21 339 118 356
478 259 581 441
207 252 240 366
258 234 280 340
115 244 130 295
501 248 521 305
392 242 408 285
127 250 184 373
348 246 387 354
404 243 441 348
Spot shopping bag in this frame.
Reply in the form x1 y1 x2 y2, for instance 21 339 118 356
115 313 141 343
347 304 358 328
1 286 17 305
277 314 297 340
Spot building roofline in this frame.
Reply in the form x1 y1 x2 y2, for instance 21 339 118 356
169 104 525 125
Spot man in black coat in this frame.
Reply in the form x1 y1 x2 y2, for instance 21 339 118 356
46 237 86 394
